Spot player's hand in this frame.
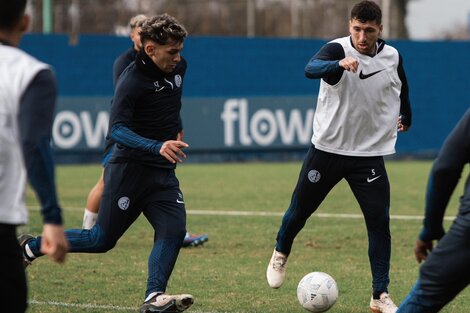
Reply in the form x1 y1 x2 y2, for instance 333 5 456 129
339 56 359 73
160 140 189 163
414 239 433 263
40 224 69 263
397 115 409 132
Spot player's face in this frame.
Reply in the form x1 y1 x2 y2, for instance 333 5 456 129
145 40 184 73
349 18 382 55
130 26 143 51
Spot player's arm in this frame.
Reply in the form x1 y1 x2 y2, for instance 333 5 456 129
19 69 62 225
415 109 470 262
397 53 412 131
19 69 68 263
304 42 346 84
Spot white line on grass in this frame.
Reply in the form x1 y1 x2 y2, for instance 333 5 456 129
28 206 455 221
29 299 137 311
185 209 455 221
29 300 232 313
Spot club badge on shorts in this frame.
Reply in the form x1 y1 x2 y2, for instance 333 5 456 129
308 170 321 183
118 196 130 210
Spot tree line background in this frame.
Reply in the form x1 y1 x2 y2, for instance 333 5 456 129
26 0 468 40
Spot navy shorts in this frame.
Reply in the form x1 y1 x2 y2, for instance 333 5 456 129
96 162 187 249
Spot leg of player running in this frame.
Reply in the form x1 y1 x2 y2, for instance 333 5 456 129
82 170 104 229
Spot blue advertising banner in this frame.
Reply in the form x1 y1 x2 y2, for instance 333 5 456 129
53 96 315 154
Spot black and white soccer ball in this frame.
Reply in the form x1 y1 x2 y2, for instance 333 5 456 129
297 271 338 312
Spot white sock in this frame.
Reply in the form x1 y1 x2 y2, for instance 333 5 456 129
82 208 98 229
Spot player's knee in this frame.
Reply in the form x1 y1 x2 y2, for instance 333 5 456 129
89 225 118 252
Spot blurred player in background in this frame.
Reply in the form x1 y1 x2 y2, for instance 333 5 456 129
397 108 470 313
0 0 68 312
266 1 411 313
21 13 195 313
82 14 208 248
112 14 149 88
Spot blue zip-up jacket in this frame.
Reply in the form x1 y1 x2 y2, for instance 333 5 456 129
108 49 186 168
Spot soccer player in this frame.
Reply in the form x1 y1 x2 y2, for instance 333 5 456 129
396 108 470 313
0 0 68 312
81 14 209 248
266 1 411 312
21 14 194 313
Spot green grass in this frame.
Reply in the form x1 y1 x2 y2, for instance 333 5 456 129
23 161 469 312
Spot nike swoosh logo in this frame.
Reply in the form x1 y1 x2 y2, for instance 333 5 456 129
359 69 385 79
176 199 185 204
367 175 381 183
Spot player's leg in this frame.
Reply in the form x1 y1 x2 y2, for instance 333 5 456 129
276 146 342 256
82 169 104 229
22 162 144 260
397 216 470 313
268 146 343 288
140 168 193 312
82 144 114 229
1 225 27 313
346 156 396 312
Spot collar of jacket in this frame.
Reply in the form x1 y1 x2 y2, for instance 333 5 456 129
135 49 167 79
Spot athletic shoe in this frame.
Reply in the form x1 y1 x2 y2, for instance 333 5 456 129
17 234 35 268
266 249 288 288
370 292 398 313
182 233 208 247
139 294 194 313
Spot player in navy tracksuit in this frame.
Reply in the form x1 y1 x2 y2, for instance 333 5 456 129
397 108 470 313
81 14 207 248
21 14 194 313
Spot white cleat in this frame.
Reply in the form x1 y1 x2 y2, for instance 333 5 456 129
370 292 398 313
266 249 288 288
140 293 194 313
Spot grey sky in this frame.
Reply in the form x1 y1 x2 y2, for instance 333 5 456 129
406 0 470 39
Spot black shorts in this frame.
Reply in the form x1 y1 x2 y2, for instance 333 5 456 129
0 224 27 313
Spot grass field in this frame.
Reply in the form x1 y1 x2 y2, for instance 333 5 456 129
22 161 469 313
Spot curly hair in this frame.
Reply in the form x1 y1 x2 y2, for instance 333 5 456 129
350 1 382 24
140 13 188 45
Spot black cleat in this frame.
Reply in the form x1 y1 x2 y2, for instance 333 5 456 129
182 233 208 248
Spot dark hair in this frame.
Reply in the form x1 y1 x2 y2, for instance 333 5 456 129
350 1 382 24
0 0 27 30
140 13 188 45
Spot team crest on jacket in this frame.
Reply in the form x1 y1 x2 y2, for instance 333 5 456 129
308 170 321 183
118 196 130 210
175 74 182 88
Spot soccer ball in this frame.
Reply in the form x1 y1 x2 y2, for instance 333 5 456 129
297 272 338 312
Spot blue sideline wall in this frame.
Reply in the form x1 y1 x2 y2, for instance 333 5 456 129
21 35 470 163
